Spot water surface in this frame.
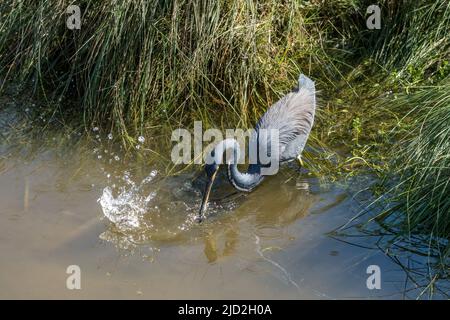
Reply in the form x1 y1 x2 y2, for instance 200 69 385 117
0 109 447 299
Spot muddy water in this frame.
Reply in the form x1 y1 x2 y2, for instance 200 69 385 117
0 114 447 299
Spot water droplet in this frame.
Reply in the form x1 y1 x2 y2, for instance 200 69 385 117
108 133 113 140
138 136 145 143
114 155 120 161
93 127 99 132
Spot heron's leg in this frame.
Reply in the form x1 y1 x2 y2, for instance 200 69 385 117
297 155 304 167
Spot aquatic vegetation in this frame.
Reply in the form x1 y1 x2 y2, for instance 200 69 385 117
358 1 450 262
0 0 340 135
373 83 450 258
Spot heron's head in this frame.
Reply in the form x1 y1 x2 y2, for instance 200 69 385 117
198 162 220 222
205 162 219 178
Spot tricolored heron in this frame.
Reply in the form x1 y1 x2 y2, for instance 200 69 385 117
198 74 316 221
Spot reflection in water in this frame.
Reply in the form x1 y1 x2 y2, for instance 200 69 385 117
203 228 239 263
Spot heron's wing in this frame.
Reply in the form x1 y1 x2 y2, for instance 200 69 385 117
255 74 316 162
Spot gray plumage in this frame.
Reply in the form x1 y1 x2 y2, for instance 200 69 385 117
198 74 316 220
255 73 316 162
227 73 316 190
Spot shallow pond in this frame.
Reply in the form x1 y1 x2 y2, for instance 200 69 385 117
0 109 447 299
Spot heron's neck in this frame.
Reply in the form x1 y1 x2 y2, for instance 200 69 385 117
227 162 264 192
212 139 264 192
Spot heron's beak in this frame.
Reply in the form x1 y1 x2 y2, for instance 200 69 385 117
197 168 219 222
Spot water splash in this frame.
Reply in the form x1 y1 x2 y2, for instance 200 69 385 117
98 170 157 232
97 167 204 246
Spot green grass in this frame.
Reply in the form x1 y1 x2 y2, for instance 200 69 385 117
0 0 351 137
373 83 450 256
359 1 450 261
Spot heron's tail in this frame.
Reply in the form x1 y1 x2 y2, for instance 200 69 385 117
298 74 315 93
